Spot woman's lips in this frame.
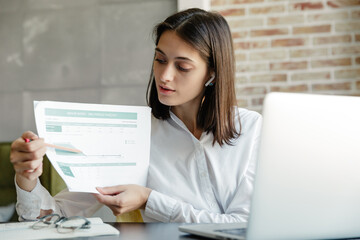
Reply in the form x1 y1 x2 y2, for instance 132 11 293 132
158 85 175 95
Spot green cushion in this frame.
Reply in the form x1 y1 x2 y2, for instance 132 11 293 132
0 142 66 221
0 143 15 206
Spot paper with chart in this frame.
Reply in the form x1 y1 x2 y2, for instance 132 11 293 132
34 101 151 193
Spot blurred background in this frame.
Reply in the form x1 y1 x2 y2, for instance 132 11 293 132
0 0 359 222
0 0 176 142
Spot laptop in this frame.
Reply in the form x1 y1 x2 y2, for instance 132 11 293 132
179 92 360 240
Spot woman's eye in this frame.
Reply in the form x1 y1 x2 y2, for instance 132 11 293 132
177 64 190 72
155 58 166 64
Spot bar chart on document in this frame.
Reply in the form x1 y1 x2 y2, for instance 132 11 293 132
34 101 151 193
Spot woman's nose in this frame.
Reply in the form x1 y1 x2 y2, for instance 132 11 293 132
159 64 175 82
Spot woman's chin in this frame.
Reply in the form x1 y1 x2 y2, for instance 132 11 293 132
158 97 175 107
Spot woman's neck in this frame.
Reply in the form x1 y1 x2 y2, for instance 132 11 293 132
171 103 203 140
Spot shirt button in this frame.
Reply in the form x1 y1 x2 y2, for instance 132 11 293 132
200 172 206 178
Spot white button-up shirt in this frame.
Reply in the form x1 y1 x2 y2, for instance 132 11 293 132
16 108 262 223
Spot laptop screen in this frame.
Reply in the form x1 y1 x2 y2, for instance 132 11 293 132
247 92 360 240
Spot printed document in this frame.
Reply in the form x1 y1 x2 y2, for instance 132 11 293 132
0 217 119 239
34 101 151 193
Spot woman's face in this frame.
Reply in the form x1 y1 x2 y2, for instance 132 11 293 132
153 31 210 109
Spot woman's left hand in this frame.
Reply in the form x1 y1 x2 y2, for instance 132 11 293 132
94 185 152 216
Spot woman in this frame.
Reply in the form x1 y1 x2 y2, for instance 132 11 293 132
10 8 262 223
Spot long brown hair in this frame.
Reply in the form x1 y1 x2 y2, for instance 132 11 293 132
146 8 240 146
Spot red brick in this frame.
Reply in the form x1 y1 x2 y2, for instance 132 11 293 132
250 5 285 14
270 61 307 71
251 97 264 106
250 74 287 83
357 81 360 90
313 35 351 45
268 15 304 25
335 22 360 32
232 31 248 39
311 58 351 68
234 40 269 50
272 38 306 47
327 0 360 8
352 10 360 19
312 82 351 91
291 2 324 11
307 12 349 22
290 48 328 58
356 34 360 42
229 0 264 3
291 71 331 81
332 46 360 55
270 84 308 92
356 57 360 65
293 25 331 34
348 93 360 97
335 68 360 79
211 0 226 6
251 28 288 37
219 8 245 17
236 86 267 95
250 50 287 61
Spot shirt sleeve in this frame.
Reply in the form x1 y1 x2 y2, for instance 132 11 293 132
225 113 262 221
15 177 102 221
15 177 55 220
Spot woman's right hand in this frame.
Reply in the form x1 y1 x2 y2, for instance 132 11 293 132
10 131 47 191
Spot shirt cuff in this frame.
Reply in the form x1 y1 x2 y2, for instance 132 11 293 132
15 177 55 220
144 190 177 222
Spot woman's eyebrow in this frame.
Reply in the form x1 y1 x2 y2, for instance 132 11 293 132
155 47 165 55
155 47 194 62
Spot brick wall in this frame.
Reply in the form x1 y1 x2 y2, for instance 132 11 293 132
211 0 360 112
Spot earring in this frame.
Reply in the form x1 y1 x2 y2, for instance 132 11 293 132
205 74 215 87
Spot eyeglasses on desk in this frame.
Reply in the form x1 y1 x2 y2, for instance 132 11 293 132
31 213 91 233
